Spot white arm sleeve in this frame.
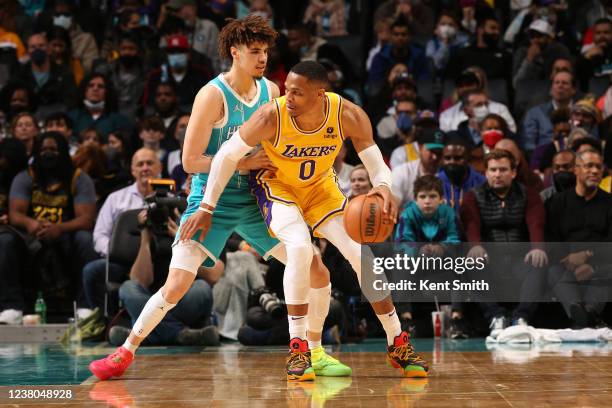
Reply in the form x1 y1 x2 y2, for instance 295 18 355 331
201 130 255 207
358 144 392 188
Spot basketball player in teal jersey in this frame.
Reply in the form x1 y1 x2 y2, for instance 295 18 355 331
89 15 349 381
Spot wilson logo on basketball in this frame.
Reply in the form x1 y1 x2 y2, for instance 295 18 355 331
365 203 377 236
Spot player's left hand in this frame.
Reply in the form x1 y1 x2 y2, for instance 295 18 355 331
179 205 213 242
367 184 398 223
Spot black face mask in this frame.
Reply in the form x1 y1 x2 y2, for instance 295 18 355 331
482 33 499 49
38 151 60 170
31 48 47 66
553 171 576 191
119 55 140 69
444 164 467 185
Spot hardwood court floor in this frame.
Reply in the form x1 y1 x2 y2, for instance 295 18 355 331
0 339 611 407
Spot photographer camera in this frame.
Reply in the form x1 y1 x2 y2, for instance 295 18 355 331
111 183 219 347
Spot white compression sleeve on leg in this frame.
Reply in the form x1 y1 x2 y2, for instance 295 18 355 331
132 289 176 339
202 130 254 207
269 203 313 305
358 144 392 188
307 283 331 335
318 216 390 303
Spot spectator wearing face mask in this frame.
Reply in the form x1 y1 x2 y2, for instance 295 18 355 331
377 99 418 162
143 34 212 112
68 73 134 141
163 0 221 73
51 0 99 73
93 33 146 122
18 33 77 117
0 82 37 124
447 15 512 83
540 149 576 204
437 135 485 214
426 12 470 75
456 89 516 147
388 107 423 169
440 76 516 134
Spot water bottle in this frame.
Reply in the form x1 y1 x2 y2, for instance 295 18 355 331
35 291 46 324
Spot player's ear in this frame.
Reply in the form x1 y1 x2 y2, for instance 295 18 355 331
318 87 326 98
230 46 240 60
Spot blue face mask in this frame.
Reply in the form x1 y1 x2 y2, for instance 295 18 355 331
396 112 413 133
167 53 188 69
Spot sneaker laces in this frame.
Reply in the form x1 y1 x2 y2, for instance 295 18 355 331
288 351 310 371
392 341 425 366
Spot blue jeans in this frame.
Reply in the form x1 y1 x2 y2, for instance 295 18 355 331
119 279 213 345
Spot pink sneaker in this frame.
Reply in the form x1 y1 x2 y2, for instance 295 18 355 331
89 347 134 380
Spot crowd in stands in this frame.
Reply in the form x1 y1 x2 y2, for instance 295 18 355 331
1 0 612 344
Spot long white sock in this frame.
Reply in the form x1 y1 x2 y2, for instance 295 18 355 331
129 290 176 354
377 308 402 346
288 314 307 341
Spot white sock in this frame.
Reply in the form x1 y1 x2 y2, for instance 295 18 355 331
377 308 402 346
122 339 138 354
288 314 307 341
308 339 322 350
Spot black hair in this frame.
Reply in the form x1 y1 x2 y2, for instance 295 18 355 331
572 138 602 154
31 131 75 189
594 18 612 27
77 73 118 113
391 15 411 33
290 61 329 86
550 108 570 125
46 26 72 64
44 111 73 129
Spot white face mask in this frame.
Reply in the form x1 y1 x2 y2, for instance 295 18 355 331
84 99 105 110
438 24 457 39
53 15 72 30
473 105 489 121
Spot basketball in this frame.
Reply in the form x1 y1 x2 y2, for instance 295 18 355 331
343 194 395 243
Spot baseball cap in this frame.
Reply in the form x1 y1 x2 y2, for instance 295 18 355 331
165 34 190 50
417 127 445 150
529 19 554 37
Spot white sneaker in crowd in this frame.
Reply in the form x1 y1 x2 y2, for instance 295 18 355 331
0 309 23 325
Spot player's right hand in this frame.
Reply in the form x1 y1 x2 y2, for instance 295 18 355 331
238 149 277 171
179 206 213 242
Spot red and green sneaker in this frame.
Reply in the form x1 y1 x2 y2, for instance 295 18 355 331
89 347 134 381
386 331 429 377
286 338 315 382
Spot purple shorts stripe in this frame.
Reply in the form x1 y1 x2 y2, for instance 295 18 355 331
312 197 348 233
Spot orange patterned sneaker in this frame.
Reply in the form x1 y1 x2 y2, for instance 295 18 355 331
89 347 134 380
386 331 429 377
286 338 316 381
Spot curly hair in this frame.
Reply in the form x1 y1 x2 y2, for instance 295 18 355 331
218 14 278 60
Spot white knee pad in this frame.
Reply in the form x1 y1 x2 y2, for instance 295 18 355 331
307 283 331 333
170 241 208 275
283 243 314 305
132 289 176 338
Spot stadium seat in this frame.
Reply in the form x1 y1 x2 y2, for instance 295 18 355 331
105 209 142 317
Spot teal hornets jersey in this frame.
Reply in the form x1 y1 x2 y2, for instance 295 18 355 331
195 74 272 190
